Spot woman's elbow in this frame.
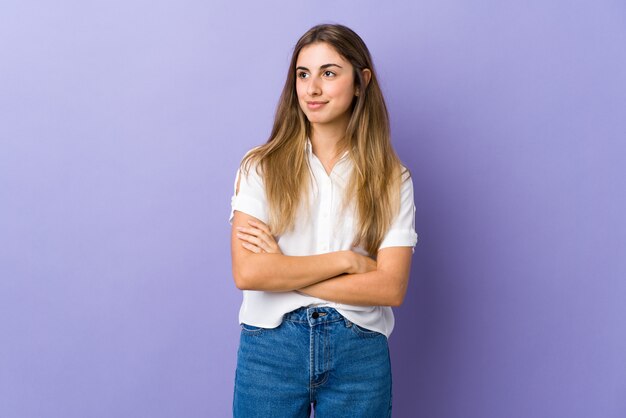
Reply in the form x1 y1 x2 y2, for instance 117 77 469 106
232 264 253 290
233 274 247 290
388 280 409 307
233 263 271 291
388 292 405 307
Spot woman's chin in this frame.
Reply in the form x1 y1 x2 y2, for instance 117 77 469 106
306 116 337 125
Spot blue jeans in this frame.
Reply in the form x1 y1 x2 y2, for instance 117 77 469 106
233 306 392 417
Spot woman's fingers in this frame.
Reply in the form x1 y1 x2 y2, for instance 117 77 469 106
351 251 378 274
241 241 264 253
236 228 268 247
236 231 268 252
365 256 377 272
248 219 272 236
245 220 277 250
236 220 282 254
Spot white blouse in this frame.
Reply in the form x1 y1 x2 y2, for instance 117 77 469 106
229 137 418 338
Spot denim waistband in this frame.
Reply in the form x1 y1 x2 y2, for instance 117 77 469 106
283 306 346 325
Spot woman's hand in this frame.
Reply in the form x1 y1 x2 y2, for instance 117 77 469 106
236 220 283 255
235 219 375 273
347 251 377 274
234 219 376 276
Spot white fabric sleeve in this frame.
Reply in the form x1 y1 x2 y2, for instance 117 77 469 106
228 160 269 225
378 169 419 253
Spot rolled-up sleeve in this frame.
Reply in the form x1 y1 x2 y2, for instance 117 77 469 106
228 159 269 225
378 168 419 253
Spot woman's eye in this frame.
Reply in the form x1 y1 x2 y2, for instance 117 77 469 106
296 71 334 79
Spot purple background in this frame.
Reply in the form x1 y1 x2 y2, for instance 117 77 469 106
1 1 625 417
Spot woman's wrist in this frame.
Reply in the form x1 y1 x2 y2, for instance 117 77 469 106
341 250 356 274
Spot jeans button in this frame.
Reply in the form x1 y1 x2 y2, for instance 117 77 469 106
312 312 319 319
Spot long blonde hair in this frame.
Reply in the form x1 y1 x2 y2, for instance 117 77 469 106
239 23 410 256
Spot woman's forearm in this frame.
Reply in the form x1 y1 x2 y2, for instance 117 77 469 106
297 270 404 307
231 213 377 292
232 250 354 292
297 245 414 307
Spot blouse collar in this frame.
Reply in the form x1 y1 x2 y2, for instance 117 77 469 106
305 137 350 162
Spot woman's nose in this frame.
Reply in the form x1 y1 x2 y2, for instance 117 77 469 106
307 76 321 96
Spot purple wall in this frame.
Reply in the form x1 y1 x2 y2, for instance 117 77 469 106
1 1 625 417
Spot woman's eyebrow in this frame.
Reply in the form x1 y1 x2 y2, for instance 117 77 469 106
295 63 343 71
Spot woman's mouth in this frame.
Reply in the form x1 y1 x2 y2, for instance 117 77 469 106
307 101 328 110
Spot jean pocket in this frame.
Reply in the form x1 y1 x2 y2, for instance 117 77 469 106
240 323 265 335
349 322 384 339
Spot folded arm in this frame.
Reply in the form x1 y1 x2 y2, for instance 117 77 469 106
231 210 375 291
297 246 413 307
232 212 412 306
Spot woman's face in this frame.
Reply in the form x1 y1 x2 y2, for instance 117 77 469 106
295 42 358 128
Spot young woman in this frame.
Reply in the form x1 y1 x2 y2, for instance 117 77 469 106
229 23 418 417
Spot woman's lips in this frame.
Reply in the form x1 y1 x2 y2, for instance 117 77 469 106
307 101 327 110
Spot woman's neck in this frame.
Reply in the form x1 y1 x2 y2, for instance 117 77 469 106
310 124 346 175
309 119 350 161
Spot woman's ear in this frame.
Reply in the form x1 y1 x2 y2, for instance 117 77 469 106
362 68 372 87
356 69 372 96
